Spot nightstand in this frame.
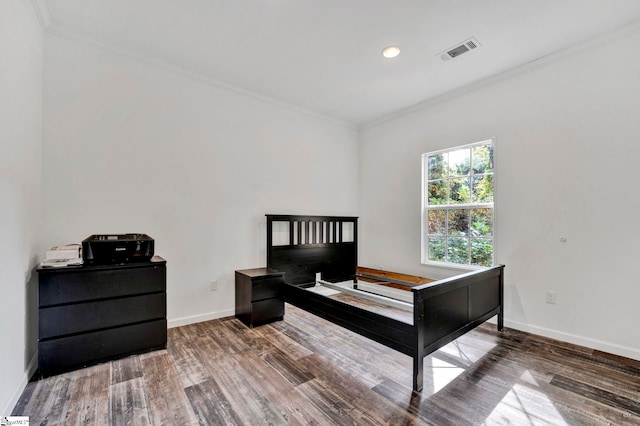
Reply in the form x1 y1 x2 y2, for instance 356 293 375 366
235 268 284 327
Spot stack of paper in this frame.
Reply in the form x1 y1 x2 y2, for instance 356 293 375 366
40 244 83 268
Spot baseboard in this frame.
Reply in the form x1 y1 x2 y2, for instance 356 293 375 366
168 309 235 329
2 352 38 416
505 319 640 361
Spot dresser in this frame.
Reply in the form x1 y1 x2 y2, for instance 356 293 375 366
235 268 284 327
37 256 167 377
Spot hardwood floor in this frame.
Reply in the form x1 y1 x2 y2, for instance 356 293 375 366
13 304 640 425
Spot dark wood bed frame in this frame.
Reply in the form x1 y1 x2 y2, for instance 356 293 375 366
266 214 504 391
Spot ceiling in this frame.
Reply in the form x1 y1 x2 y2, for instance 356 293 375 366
40 0 640 125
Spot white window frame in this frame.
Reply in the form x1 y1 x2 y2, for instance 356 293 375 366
421 139 495 269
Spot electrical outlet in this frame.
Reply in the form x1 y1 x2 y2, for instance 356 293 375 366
210 280 218 291
546 291 556 304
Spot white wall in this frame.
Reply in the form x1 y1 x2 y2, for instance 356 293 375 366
0 1 43 414
43 35 359 326
359 27 640 360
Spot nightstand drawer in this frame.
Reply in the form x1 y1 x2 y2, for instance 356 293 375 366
251 277 283 301
251 298 284 324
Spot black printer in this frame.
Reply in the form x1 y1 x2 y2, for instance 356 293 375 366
82 234 154 264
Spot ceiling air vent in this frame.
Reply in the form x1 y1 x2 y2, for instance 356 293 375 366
440 37 481 61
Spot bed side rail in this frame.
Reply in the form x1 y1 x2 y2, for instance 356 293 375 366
284 283 415 356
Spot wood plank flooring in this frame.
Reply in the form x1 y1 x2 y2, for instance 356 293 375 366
13 304 640 425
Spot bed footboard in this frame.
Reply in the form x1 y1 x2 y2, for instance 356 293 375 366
411 265 504 391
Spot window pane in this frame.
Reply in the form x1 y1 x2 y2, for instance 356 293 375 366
470 208 492 236
472 174 494 203
448 148 470 176
447 237 469 264
428 210 446 234
428 180 447 205
449 178 471 204
428 237 446 262
422 140 494 267
472 144 494 174
471 238 493 266
448 209 469 236
428 153 447 180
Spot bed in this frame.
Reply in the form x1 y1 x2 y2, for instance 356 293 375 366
266 214 504 392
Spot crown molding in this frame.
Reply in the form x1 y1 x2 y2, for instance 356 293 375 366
42 23 356 130
362 18 640 130
30 0 52 31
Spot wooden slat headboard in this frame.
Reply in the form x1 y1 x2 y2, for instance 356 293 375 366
266 214 358 286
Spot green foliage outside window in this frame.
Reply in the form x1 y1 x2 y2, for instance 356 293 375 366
423 141 494 267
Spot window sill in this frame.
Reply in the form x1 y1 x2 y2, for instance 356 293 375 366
420 260 487 273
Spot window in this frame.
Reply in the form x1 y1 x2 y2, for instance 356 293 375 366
421 140 495 267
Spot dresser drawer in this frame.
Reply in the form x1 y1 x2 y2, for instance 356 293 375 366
39 265 165 307
39 293 166 339
251 277 283 301
38 319 167 376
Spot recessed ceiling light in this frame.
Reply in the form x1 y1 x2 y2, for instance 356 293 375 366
382 45 400 59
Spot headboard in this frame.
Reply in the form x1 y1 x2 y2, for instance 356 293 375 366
266 214 358 287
